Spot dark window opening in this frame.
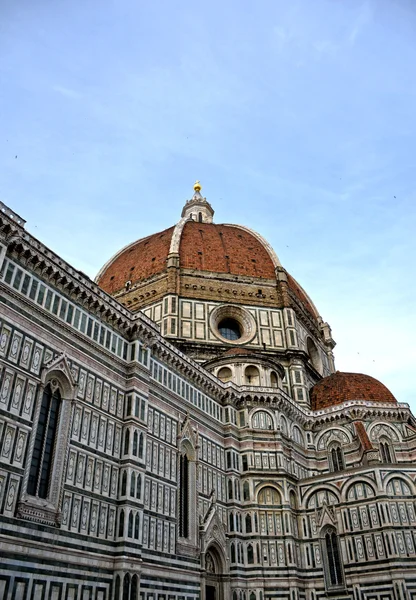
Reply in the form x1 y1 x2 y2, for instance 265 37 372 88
325 531 344 587
330 446 344 472
179 454 189 537
218 318 241 341
27 383 60 499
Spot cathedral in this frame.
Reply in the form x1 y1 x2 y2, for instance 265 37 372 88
0 183 415 600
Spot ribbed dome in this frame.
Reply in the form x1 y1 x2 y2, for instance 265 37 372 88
310 371 397 411
97 226 175 295
96 220 319 320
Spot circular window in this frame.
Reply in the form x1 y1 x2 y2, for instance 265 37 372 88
210 305 256 345
218 318 241 341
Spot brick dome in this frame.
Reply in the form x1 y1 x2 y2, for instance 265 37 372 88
310 371 397 411
96 193 320 323
97 221 277 294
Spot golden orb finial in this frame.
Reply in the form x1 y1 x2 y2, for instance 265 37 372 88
193 180 201 192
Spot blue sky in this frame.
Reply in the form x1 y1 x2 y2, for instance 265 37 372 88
1 0 415 408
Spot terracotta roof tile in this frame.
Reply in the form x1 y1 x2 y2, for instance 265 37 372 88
97 226 174 294
310 371 397 411
179 222 276 278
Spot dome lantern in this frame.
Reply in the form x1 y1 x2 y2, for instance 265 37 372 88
181 181 215 223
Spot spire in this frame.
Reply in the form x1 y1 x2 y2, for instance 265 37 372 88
181 181 215 223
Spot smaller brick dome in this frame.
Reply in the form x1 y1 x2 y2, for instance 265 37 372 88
310 371 397 411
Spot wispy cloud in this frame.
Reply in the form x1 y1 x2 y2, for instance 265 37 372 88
52 85 82 100
348 0 373 45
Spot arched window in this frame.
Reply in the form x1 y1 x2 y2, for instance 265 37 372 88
27 383 61 498
250 593 256 600
252 410 273 430
233 591 238 600
132 431 138 456
114 575 120 600
122 573 130 600
380 438 394 463
322 528 344 588
228 479 233 500
270 371 279 388
131 574 138 600
245 365 260 386
134 513 140 540
121 471 127 496
130 472 136 497
247 544 254 564
243 481 250 500
231 542 236 563
329 445 344 472
258 486 281 506
118 509 125 538
128 511 133 537
245 514 252 533
198 212 203 223
136 473 141 499
229 512 234 532
217 367 233 383
138 433 144 459
123 429 130 456
179 453 189 537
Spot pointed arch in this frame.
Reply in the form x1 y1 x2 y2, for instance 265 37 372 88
19 357 77 526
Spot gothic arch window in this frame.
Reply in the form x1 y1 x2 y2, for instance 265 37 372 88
124 429 130 455
321 527 344 589
177 418 198 551
128 511 133 537
245 514 252 533
134 513 140 540
229 512 234 532
122 573 130 600
328 444 344 472
231 542 236 563
114 576 120 600
121 471 127 496
19 363 76 527
228 479 233 500
179 452 189 538
136 473 141 499
27 383 60 499
132 431 138 456
247 543 254 564
138 432 144 459
130 472 136 497
131 575 138 600
243 481 250 500
379 437 395 463
118 509 125 538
